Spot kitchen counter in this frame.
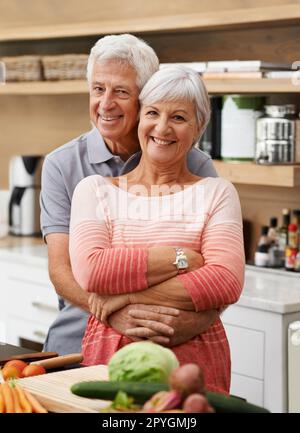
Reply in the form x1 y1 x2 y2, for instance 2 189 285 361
238 265 300 314
0 234 44 249
0 236 299 314
0 235 47 268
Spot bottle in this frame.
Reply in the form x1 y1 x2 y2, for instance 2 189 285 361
278 209 291 266
285 223 298 271
293 209 300 248
267 217 278 243
254 226 271 267
267 217 281 268
295 251 300 272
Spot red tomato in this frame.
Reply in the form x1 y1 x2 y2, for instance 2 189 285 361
4 359 28 374
22 364 46 378
2 365 23 380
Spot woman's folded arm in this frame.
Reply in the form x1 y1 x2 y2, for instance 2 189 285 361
69 175 204 295
130 182 245 312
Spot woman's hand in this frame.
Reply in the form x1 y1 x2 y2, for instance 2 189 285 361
88 293 131 325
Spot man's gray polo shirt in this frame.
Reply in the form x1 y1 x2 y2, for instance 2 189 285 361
41 127 218 355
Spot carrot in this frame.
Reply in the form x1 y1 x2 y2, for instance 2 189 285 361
15 385 32 413
0 385 5 413
2 382 14 413
11 386 23 413
24 390 48 413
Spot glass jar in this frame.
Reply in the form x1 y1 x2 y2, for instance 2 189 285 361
255 104 296 164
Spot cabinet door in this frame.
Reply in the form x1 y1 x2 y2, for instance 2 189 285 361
7 277 58 325
2 260 58 346
0 261 9 342
224 323 265 380
230 373 264 407
6 315 50 347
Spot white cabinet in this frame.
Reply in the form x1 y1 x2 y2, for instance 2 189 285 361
222 303 300 413
0 251 58 349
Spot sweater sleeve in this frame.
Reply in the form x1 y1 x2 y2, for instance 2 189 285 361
177 179 245 311
69 175 148 295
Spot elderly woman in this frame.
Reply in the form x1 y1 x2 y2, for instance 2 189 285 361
69 65 245 394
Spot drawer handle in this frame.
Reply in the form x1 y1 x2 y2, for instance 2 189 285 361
31 301 57 313
33 330 47 339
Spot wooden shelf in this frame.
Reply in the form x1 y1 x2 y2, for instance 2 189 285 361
0 80 89 95
1 78 300 96
213 160 300 187
204 78 300 94
0 4 300 42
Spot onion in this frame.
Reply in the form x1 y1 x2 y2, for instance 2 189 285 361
169 363 205 398
183 394 215 413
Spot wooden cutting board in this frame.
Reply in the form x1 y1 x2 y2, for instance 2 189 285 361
18 365 110 413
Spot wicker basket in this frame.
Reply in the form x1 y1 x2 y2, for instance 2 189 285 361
1 55 42 82
42 54 88 81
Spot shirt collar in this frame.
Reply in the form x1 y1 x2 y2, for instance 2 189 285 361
87 127 115 164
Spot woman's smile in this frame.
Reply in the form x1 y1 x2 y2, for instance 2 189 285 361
150 136 177 146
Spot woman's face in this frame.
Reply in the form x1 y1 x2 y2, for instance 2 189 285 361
89 60 140 147
138 99 200 165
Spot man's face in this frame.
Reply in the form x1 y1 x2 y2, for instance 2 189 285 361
89 60 140 148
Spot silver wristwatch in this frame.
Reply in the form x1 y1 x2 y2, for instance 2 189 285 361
173 247 189 274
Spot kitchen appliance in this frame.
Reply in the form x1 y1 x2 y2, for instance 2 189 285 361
8 155 43 236
255 105 296 164
221 95 265 160
288 321 300 412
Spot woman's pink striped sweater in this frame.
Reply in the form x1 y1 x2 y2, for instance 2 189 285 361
69 175 245 394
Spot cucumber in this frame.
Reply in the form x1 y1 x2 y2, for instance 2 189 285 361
71 381 169 404
71 381 270 412
206 392 270 413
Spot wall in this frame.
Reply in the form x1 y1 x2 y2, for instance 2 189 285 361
2 0 299 30
0 94 90 181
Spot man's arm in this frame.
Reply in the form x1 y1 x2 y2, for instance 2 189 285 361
47 233 212 345
47 233 90 311
122 306 218 347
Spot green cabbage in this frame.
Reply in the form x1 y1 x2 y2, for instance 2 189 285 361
108 341 179 383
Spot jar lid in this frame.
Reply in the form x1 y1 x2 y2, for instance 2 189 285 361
285 104 296 115
264 105 287 117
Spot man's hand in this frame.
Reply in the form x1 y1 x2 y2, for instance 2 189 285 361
110 304 180 345
125 307 218 347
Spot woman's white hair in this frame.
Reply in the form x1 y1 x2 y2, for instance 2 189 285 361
87 34 159 90
139 65 211 141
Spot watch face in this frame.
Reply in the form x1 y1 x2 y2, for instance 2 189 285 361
178 258 188 269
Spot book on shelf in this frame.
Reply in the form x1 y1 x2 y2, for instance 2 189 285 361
264 70 300 79
202 71 263 79
206 60 291 72
159 62 207 73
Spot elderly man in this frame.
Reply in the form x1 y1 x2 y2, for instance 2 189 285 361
41 34 218 356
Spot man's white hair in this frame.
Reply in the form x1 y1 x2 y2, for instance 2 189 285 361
87 34 159 90
139 65 211 141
